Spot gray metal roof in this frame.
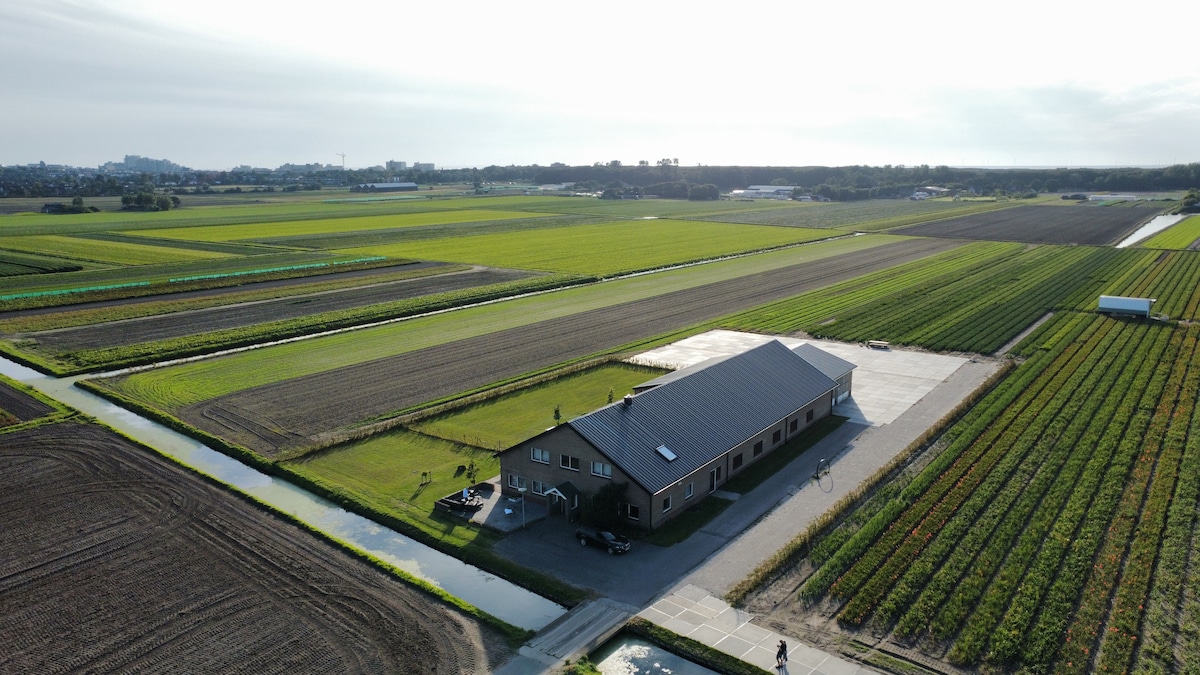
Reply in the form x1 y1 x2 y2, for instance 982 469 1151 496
791 343 856 381
632 354 734 392
570 340 837 495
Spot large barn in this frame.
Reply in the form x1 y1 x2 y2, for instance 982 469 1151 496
498 340 854 530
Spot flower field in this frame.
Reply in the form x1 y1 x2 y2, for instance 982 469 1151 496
795 313 1200 672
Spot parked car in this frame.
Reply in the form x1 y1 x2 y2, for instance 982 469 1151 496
575 526 631 555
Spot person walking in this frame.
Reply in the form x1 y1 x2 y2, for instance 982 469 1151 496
776 639 788 669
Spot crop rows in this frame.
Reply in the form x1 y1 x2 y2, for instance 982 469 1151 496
811 246 1124 352
722 241 1022 335
1098 250 1200 321
798 315 1200 672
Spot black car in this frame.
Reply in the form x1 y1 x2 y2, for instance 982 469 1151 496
574 526 631 555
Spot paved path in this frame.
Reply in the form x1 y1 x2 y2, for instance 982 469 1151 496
676 357 1000 597
496 352 1002 673
641 585 874 674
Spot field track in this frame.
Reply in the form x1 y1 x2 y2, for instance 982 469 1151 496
0 421 509 673
182 238 960 456
25 266 532 351
894 204 1158 246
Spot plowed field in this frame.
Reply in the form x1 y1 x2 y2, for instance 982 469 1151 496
179 238 960 456
0 380 53 422
25 266 531 351
0 421 511 674
894 204 1157 245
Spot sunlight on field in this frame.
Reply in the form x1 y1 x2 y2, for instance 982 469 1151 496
410 363 667 449
0 234 233 266
336 220 834 275
131 209 550 242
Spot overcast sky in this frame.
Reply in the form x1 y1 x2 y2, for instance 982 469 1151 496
3 1 1199 171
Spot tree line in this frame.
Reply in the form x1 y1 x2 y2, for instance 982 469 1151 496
4 162 1199 201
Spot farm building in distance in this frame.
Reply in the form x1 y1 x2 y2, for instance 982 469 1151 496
498 340 855 530
350 182 418 193
1098 295 1156 318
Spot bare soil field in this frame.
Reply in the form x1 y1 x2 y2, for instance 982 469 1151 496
178 238 960 456
0 379 54 422
894 204 1157 245
0 421 512 674
22 266 532 351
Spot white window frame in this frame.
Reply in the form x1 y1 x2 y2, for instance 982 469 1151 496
530 447 550 464
532 479 547 496
663 495 672 513
591 461 612 479
560 455 580 471
685 482 694 499
626 503 640 521
507 474 526 490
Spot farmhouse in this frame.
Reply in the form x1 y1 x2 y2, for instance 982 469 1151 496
498 340 854 530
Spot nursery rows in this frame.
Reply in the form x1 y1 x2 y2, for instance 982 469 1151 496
727 243 1141 354
799 314 1200 672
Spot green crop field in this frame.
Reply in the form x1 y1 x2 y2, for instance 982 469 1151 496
409 363 667 450
1142 215 1200 249
809 246 1133 353
694 198 1015 231
793 314 1200 673
505 197 801 219
98 234 896 410
0 250 392 302
0 234 233 266
131 209 550 243
334 219 835 275
722 243 1158 354
1083 248 1200 321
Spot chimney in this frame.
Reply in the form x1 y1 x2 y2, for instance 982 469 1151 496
623 394 633 407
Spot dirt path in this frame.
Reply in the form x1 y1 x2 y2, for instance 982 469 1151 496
0 421 512 673
181 238 961 456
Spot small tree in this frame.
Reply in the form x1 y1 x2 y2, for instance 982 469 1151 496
607 388 614 404
553 404 562 425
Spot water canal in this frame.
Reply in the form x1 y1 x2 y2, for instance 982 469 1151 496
0 356 566 632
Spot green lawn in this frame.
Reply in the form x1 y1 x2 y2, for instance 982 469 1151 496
410 363 667 450
286 429 496 512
